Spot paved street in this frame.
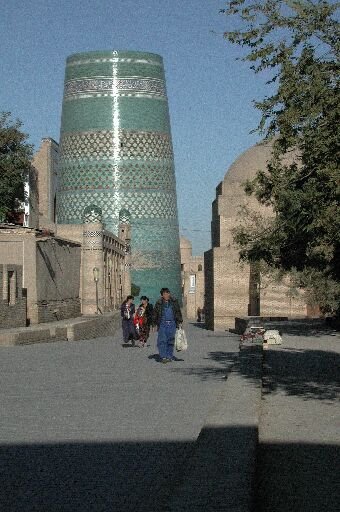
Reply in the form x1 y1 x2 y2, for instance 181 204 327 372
256 332 340 512
1 319 338 512
0 322 240 511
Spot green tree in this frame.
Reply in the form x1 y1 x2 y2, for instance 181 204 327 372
220 0 340 314
0 112 33 221
131 283 141 297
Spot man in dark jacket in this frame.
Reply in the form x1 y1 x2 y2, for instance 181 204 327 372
152 287 183 363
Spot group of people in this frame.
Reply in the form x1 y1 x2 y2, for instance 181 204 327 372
120 287 183 363
120 295 152 348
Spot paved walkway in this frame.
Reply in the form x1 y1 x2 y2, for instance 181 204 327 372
256 331 340 512
1 319 338 511
0 322 246 511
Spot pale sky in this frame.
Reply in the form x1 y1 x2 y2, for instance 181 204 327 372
1 0 272 254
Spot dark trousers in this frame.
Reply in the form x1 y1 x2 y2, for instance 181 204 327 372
122 319 137 343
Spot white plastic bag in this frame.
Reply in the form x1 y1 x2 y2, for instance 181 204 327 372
175 326 188 352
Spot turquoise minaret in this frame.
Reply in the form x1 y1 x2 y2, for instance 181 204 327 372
57 50 182 303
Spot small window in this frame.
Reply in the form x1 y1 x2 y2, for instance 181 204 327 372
198 264 202 271
189 274 196 293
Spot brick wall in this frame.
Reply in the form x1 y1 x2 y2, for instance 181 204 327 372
35 237 81 323
31 138 59 228
0 311 121 346
66 312 121 341
0 264 27 328
28 166 39 228
205 141 307 331
180 237 205 320
204 249 214 330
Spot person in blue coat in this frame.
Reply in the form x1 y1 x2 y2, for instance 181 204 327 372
152 288 183 363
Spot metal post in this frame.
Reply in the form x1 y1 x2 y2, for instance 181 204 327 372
93 267 99 314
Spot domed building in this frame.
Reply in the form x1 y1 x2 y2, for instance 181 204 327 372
204 141 307 330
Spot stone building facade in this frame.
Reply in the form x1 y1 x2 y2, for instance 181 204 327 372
0 131 131 328
0 224 81 325
56 208 129 316
180 237 204 320
28 137 59 230
0 263 27 328
0 219 129 327
204 142 307 330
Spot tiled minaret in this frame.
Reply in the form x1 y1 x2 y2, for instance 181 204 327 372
57 50 182 303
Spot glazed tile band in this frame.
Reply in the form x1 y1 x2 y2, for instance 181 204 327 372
64 78 166 100
57 50 182 304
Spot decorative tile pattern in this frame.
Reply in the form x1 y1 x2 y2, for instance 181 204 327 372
66 53 163 68
57 50 182 303
57 190 178 221
83 204 102 224
59 130 173 161
119 209 131 223
83 230 103 250
64 78 166 100
60 131 116 160
120 130 173 160
58 162 175 192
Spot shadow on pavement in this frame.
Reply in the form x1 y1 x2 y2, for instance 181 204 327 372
255 441 340 512
148 354 185 363
261 347 340 401
169 346 260 382
1 429 338 512
189 322 206 329
0 439 194 512
172 337 339 401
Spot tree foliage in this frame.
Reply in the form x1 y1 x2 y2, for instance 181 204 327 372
0 112 33 221
220 0 340 314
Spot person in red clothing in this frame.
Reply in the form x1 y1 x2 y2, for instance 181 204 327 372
134 296 153 347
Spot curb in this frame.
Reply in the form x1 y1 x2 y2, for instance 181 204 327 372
167 345 263 511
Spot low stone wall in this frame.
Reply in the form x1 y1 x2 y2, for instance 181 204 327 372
0 311 121 346
63 312 121 341
0 296 27 329
0 329 52 346
233 316 289 334
235 316 288 334
233 316 330 335
36 298 81 324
